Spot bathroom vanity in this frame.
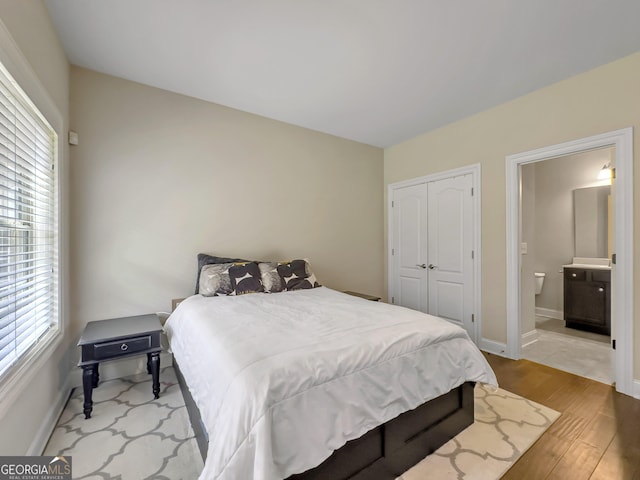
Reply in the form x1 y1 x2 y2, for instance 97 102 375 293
563 263 611 336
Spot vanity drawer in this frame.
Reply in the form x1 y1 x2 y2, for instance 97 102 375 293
94 335 152 359
592 269 611 282
564 269 587 281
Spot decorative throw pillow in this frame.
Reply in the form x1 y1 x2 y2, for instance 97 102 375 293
228 262 264 295
258 262 285 293
277 259 320 291
195 253 249 294
198 263 234 296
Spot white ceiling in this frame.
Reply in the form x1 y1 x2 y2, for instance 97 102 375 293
45 0 640 148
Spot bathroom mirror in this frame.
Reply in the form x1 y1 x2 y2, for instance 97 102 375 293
573 185 610 258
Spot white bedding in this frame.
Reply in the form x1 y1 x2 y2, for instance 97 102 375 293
165 287 497 480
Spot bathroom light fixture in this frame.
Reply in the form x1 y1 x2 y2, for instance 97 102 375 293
597 163 611 180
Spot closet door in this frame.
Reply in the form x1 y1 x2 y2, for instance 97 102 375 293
427 174 474 336
391 183 428 313
390 173 475 340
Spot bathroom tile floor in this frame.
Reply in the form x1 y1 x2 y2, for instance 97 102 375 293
535 317 609 343
522 317 612 385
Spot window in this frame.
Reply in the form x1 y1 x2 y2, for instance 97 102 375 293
0 61 58 381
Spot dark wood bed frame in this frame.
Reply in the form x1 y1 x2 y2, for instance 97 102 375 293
174 359 475 480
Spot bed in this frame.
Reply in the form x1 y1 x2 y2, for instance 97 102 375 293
166 283 497 480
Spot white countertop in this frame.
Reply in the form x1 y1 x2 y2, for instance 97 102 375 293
563 263 612 270
563 257 611 270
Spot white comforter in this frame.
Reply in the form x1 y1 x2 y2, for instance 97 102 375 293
165 287 497 480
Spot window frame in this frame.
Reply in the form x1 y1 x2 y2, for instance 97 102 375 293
0 19 64 418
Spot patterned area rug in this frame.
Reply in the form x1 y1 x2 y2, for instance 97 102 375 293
44 366 203 479
45 369 558 480
400 384 560 480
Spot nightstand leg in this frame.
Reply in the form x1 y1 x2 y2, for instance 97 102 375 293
82 365 94 419
149 352 160 399
92 364 99 388
146 353 152 374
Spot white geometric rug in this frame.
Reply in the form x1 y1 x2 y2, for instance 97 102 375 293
44 366 203 479
400 384 560 480
45 369 558 480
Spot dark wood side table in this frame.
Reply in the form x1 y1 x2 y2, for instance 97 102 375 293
78 314 163 419
343 291 382 302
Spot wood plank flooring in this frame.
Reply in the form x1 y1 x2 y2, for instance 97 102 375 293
484 353 640 479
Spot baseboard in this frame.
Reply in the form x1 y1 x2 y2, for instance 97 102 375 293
633 379 640 400
479 338 507 357
27 371 73 455
535 307 563 320
521 329 539 348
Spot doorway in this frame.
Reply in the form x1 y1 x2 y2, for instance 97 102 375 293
505 128 633 397
388 164 481 343
519 147 613 384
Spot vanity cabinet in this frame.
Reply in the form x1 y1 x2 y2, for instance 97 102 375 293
563 267 611 335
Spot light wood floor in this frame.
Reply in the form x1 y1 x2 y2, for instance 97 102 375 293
485 353 640 479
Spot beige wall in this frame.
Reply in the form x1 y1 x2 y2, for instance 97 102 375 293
0 0 70 455
384 51 640 379
69 66 384 339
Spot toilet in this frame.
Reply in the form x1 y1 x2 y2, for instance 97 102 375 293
534 272 545 295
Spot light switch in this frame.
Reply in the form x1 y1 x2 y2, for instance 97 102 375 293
68 131 79 145
520 242 528 254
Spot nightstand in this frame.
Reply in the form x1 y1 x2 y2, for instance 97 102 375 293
78 314 163 419
343 291 381 302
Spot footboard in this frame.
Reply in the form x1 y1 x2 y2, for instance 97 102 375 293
288 382 475 480
174 356 474 480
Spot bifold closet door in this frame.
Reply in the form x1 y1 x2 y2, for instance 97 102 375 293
426 174 474 337
391 173 475 340
391 183 428 313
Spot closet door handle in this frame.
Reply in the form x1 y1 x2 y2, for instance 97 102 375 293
416 264 427 269
428 264 438 270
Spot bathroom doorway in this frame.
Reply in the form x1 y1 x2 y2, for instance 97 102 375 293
505 128 634 397
519 147 613 384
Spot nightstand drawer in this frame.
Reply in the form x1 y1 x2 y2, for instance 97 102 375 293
94 335 152 359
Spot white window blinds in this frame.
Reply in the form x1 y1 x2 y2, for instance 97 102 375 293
0 64 57 380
